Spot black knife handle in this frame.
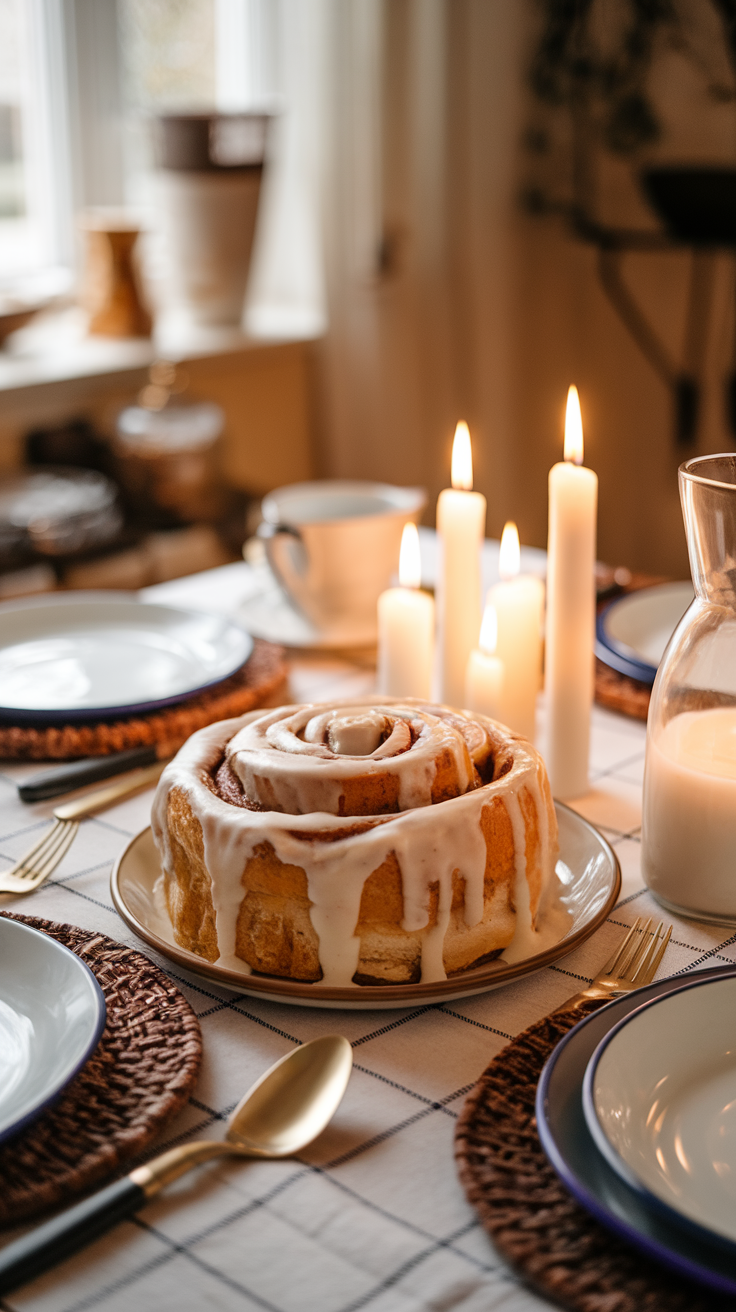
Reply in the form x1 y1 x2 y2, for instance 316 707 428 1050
0 1176 146 1295
19 746 158 802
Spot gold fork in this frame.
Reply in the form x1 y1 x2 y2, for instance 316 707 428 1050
0 761 166 896
559 916 672 1013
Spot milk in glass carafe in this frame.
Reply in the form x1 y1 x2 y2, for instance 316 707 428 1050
642 455 736 920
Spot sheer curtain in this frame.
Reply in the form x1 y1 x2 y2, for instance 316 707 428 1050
231 0 329 340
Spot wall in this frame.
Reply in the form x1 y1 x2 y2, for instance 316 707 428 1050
317 0 736 578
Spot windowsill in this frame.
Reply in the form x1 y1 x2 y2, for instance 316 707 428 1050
0 304 325 396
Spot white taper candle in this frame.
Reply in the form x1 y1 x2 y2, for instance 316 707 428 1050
544 386 598 798
436 422 486 707
378 523 435 699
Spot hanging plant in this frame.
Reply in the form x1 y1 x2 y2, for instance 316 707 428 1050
523 1 736 446
524 0 736 224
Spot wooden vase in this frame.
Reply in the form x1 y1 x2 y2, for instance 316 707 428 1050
81 218 152 338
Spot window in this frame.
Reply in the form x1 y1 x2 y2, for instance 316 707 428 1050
0 0 62 277
0 0 325 336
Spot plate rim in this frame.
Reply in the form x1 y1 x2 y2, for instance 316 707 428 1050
261 479 427 526
0 591 254 722
535 965 736 1296
0 916 107 1143
582 972 736 1257
596 582 694 683
110 800 621 1009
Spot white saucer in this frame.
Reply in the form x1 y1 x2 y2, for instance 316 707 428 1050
0 592 253 721
235 564 378 650
111 803 620 1010
0 918 106 1141
585 973 736 1254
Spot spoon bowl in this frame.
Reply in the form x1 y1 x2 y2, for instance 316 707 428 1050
133 1034 354 1191
228 1034 354 1157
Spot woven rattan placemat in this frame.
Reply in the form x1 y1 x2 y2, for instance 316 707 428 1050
594 656 650 721
0 638 286 760
0 912 202 1225
455 1002 718 1312
593 573 667 722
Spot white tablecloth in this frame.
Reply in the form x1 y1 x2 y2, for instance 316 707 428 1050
1 567 732 1312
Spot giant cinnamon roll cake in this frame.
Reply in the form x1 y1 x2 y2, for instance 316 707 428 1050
151 700 558 987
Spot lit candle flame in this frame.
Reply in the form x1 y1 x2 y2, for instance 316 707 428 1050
399 522 421 589
451 421 473 490
479 603 498 655
499 521 521 581
564 385 584 465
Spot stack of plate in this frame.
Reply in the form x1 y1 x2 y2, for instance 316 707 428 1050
537 968 736 1296
595 582 694 685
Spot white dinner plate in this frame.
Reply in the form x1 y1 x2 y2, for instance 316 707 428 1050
111 803 620 1010
596 582 693 684
0 917 106 1142
536 965 736 1298
584 974 736 1254
0 592 253 722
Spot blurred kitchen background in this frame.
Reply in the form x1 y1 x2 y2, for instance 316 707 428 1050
1 0 735 596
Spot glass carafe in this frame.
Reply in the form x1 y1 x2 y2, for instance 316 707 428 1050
642 454 736 921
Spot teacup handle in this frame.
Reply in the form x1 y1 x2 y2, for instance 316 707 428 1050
256 521 308 602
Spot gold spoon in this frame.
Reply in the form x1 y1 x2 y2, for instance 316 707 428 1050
0 1035 352 1297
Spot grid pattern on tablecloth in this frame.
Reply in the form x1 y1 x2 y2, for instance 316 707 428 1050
1 695 735 1312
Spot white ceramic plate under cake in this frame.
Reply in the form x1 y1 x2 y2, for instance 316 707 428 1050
0 918 106 1141
0 592 253 722
596 582 694 683
583 974 736 1255
111 803 621 1010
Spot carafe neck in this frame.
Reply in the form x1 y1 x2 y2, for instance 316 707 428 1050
680 455 736 609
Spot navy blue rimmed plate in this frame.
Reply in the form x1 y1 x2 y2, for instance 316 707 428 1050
0 593 253 723
536 964 736 1297
0 918 106 1142
583 973 736 1260
596 582 693 686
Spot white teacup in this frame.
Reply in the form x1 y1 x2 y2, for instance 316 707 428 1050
258 480 427 635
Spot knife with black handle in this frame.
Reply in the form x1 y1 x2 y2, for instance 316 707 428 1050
18 746 161 802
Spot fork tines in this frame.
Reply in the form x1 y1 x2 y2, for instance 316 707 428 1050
602 916 672 984
0 817 79 890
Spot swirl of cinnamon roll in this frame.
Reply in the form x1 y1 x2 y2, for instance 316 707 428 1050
152 698 559 988
217 702 496 816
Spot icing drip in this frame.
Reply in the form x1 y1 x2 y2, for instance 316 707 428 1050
199 806 253 972
462 814 487 930
419 870 454 983
500 765 558 964
151 699 559 985
503 790 534 963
